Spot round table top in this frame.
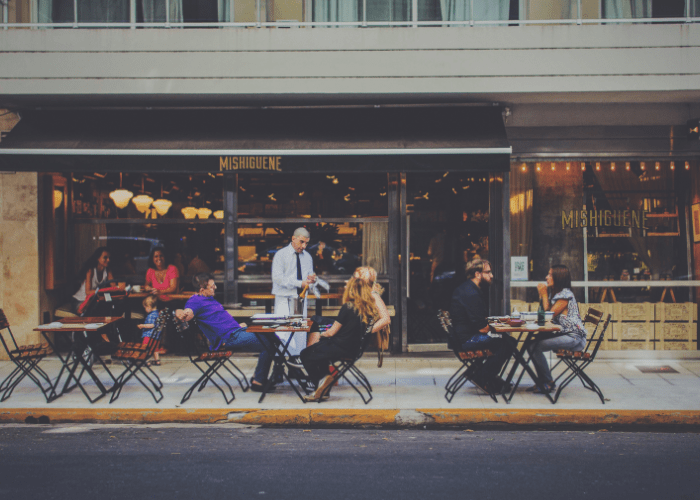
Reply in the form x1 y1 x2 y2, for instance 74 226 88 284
242 293 343 300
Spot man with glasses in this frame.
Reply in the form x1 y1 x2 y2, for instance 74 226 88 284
450 259 514 393
175 273 273 392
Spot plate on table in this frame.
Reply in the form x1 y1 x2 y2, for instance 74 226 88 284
84 323 105 329
36 322 63 329
523 323 540 330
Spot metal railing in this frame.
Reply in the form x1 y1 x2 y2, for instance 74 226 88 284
2 0 700 29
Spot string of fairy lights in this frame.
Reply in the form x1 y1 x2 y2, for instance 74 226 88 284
519 161 692 172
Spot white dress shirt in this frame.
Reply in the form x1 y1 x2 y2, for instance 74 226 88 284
271 243 314 297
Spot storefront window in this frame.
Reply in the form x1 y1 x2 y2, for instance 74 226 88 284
238 173 387 218
510 160 698 351
406 172 490 343
71 172 223 221
70 172 224 296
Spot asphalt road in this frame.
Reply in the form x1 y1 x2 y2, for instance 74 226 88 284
1 424 698 500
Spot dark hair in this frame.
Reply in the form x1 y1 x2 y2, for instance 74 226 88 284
148 246 169 270
465 259 491 280
549 265 572 296
73 246 110 293
192 273 214 291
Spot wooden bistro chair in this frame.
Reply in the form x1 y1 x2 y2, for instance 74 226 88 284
179 324 250 405
438 310 498 403
0 308 55 403
551 307 611 404
108 308 170 404
314 321 376 404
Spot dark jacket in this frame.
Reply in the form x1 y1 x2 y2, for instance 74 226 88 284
449 279 488 341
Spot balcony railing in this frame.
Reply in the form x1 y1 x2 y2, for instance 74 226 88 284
2 0 700 30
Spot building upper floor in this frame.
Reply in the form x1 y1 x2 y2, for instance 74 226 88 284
3 0 700 27
1 0 700 111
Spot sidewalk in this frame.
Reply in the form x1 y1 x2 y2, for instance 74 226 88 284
2 351 700 428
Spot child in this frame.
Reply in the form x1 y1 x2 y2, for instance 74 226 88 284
138 295 161 366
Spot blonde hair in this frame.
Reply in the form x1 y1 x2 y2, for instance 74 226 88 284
342 277 379 326
142 295 158 310
353 266 384 295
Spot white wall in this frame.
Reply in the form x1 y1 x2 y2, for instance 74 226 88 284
0 24 699 108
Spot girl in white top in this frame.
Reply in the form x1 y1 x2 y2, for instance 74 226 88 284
72 247 114 313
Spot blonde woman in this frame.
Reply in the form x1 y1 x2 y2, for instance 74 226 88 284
353 266 391 366
300 277 379 402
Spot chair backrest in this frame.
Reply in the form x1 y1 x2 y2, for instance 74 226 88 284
587 313 611 361
437 310 458 351
143 307 171 356
581 307 604 352
354 320 376 360
0 308 19 354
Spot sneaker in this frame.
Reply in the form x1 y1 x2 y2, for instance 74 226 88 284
287 357 304 369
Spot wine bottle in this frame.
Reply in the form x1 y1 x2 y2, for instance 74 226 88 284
537 300 545 326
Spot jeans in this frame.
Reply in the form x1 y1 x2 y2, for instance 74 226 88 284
458 334 517 383
528 333 586 383
221 328 274 383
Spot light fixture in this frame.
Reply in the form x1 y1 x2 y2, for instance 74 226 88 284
626 162 631 171
655 162 661 170
152 198 172 216
596 162 601 171
686 161 690 170
332 178 339 184
611 162 616 171
670 161 675 170
197 207 212 219
521 163 527 172
581 162 586 171
109 173 133 209
536 163 541 172
110 189 133 209
213 210 224 219
566 162 570 171
152 177 172 216
641 162 646 170
181 207 198 219
132 194 154 213
551 163 555 171
53 190 63 209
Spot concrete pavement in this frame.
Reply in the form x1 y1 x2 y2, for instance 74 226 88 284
2 351 700 428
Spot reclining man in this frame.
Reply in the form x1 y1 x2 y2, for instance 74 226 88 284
175 273 273 392
450 259 515 393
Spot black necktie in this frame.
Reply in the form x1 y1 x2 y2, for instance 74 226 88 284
296 252 303 295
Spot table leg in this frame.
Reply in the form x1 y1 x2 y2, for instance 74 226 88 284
502 332 558 404
265 300 272 314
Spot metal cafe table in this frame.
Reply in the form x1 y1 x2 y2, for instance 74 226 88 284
242 293 343 315
35 317 122 403
247 321 312 403
489 320 563 404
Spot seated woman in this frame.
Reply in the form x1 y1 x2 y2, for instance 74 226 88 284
300 277 379 402
529 264 587 394
352 266 391 366
144 247 180 296
71 246 114 314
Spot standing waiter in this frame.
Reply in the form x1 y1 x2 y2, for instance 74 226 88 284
271 227 316 355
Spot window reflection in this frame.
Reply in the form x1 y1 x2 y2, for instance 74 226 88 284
237 221 386 277
71 172 223 220
238 173 387 218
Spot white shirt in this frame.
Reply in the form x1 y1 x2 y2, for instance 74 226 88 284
271 243 314 297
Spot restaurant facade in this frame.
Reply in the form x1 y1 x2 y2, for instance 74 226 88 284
1 1 700 355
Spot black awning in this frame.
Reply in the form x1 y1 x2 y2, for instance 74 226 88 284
0 107 511 173
509 125 700 162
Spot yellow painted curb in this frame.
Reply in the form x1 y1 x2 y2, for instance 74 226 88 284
2 408 700 427
419 409 700 426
